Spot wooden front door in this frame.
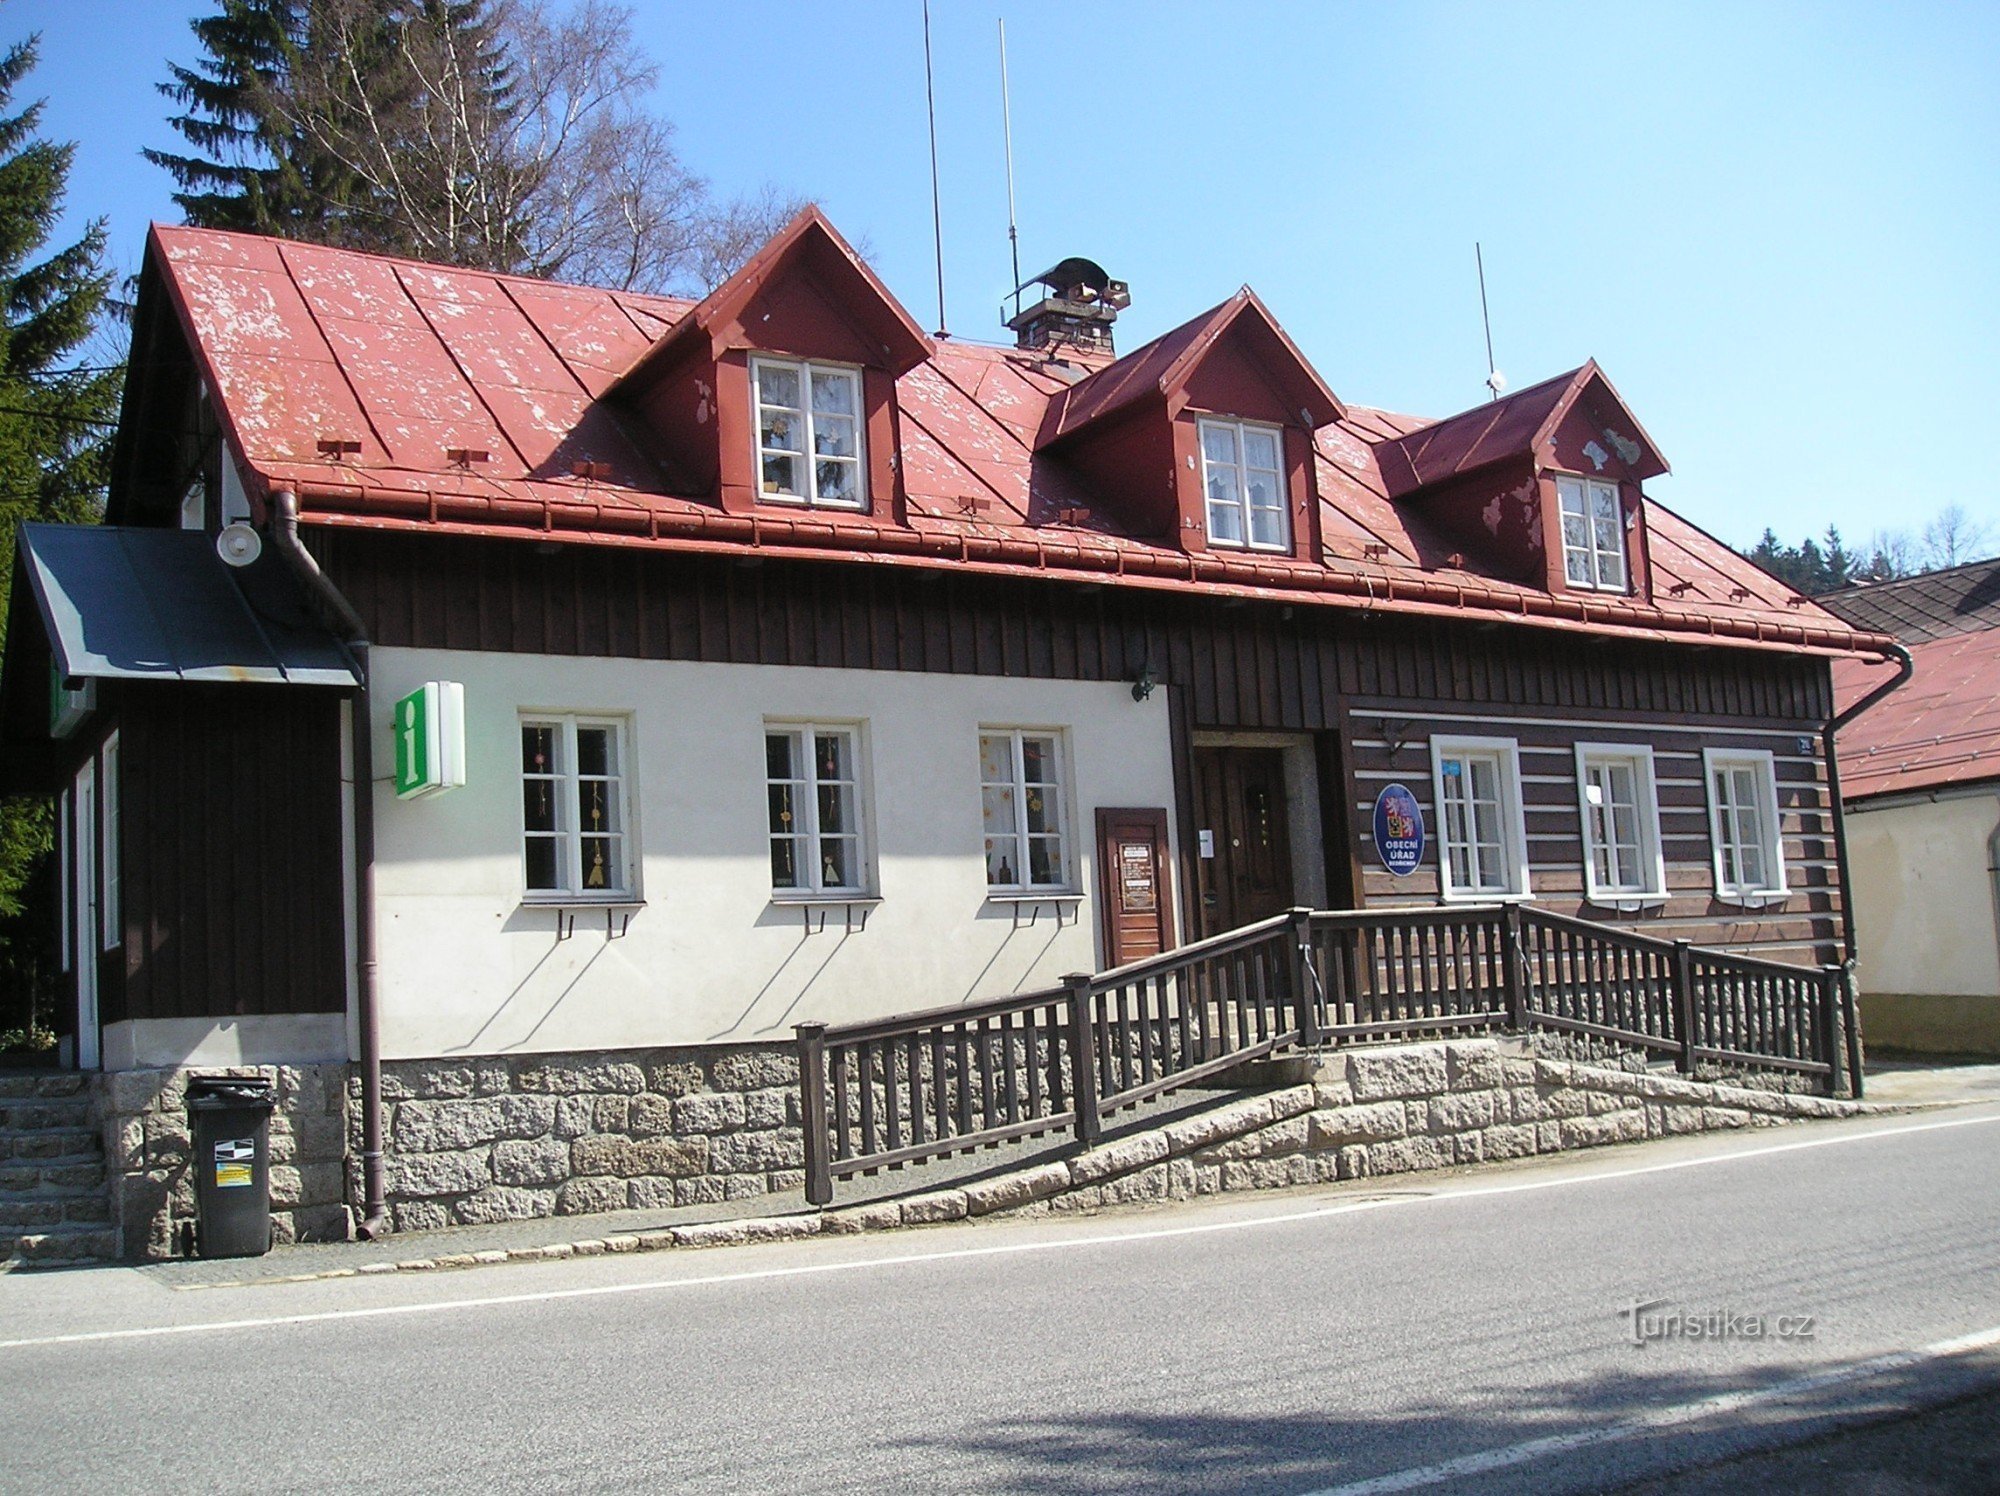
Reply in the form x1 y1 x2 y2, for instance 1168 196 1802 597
1095 808 1173 969
1194 747 1295 938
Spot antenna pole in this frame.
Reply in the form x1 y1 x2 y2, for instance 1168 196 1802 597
1476 241 1498 402
923 0 948 337
999 17 1022 317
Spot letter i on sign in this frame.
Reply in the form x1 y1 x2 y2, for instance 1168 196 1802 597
399 697 417 775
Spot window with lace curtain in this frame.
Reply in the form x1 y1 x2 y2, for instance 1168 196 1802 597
520 715 632 900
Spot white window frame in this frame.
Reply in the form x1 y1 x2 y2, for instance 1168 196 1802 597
1574 742 1667 905
1429 736 1532 901
1555 474 1630 593
99 732 120 951
518 714 636 903
1703 748 1788 905
1198 416 1291 553
978 728 1073 894
56 786 70 973
766 721 872 898
749 355 866 510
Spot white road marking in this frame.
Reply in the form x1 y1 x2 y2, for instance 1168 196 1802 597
1296 1322 2000 1495
2 1108 1996 1353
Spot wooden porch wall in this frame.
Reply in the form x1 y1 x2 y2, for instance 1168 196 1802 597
112 682 347 1025
316 529 1841 963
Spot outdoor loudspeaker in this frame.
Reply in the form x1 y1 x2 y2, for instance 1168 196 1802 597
216 521 263 568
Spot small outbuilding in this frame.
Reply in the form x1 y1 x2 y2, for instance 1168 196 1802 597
1826 560 2000 1056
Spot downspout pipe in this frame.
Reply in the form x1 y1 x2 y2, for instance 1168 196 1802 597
1820 641 1915 1101
269 490 389 1240
1823 642 1915 963
1986 803 2000 1001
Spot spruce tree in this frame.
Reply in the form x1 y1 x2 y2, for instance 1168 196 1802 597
0 33 119 1048
147 0 495 256
144 0 318 236
150 0 799 292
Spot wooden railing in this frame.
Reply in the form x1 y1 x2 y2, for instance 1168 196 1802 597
796 903 1858 1206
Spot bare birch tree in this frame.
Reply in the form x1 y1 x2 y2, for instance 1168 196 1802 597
172 0 799 292
1919 504 1994 571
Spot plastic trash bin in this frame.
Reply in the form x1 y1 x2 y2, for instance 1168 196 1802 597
187 1075 277 1258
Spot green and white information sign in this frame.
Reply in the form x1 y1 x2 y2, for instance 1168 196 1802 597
393 681 466 799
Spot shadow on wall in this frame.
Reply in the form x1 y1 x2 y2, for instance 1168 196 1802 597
889 1353 2000 1494
443 895 1071 1053
710 897 1073 1040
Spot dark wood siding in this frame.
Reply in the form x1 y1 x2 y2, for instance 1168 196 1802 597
1346 709 1840 966
318 528 1833 725
111 681 346 1024
317 527 1843 964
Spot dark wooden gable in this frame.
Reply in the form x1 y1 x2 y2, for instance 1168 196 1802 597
611 208 933 523
1038 290 1343 561
1530 363 1666 602
1389 362 1668 599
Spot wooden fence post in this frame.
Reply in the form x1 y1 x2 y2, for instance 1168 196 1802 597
1672 940 1697 1076
796 1022 833 1207
1289 907 1319 1048
1842 962 1866 1101
1817 967 1845 1098
1064 973 1102 1148
1500 903 1528 1032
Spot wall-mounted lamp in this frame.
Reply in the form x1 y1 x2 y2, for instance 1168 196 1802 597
1376 717 1413 755
1130 664 1157 702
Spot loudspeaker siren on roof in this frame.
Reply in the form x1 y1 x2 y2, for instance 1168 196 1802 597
216 521 262 568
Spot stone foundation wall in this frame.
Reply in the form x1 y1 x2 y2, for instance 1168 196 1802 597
92 1063 352 1260
1523 1029 1827 1095
376 1045 803 1231
821 1037 1872 1230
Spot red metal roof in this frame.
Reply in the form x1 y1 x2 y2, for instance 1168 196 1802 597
1835 627 2000 799
1040 287 1343 445
1375 361 1667 496
147 223 1892 662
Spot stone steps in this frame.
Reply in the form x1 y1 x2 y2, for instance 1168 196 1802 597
0 1072 85 1100
7 1225 118 1267
0 1099 92 1132
1 1070 115 1269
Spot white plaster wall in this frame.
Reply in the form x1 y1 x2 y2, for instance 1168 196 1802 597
1848 791 2000 998
369 648 1179 1057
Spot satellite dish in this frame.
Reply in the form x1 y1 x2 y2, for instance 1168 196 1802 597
1486 369 1509 395
216 521 262 568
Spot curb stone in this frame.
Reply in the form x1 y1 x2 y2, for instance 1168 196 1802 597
168 1048 1903 1291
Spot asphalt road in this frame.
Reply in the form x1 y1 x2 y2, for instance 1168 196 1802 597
3 1105 1999 1494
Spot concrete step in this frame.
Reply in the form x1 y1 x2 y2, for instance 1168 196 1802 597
0 1072 86 1100
4 1127 98 1162
0 1160 105 1195
0 1190 108 1231
0 1073 86 1101
0 1099 92 1131
4 1224 118 1269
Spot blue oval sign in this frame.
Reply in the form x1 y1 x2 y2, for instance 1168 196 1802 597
1373 783 1425 877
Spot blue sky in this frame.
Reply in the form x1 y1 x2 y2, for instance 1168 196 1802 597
13 0 1998 557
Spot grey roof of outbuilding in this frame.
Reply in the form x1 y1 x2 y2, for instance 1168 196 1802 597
1818 556 2000 644
17 523 358 687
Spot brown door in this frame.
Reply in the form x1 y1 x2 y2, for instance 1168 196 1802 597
1095 808 1173 968
1194 747 1295 937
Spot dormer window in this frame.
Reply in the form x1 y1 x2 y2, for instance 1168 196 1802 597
1556 474 1628 592
1200 418 1288 551
752 356 864 509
